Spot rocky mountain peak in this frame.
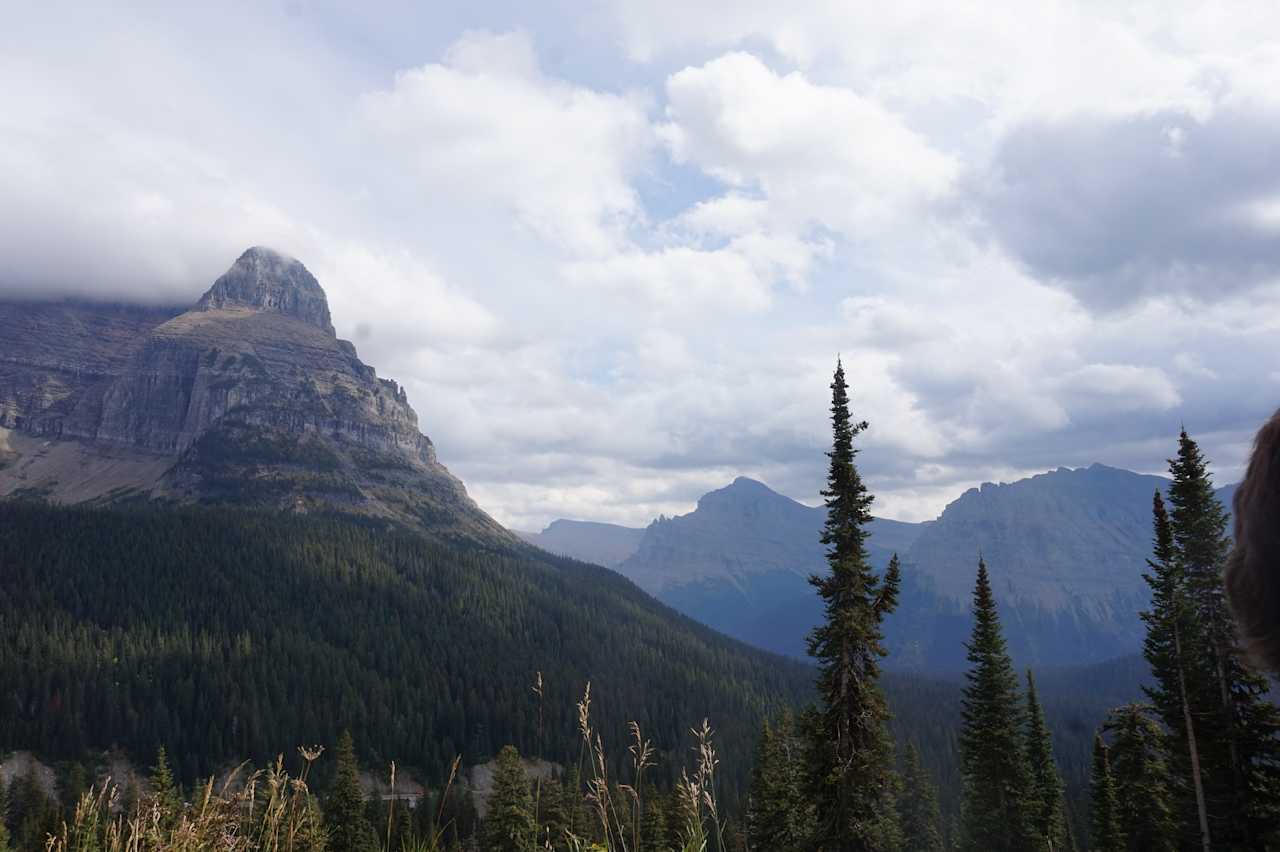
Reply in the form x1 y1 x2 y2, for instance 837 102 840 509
196 247 335 336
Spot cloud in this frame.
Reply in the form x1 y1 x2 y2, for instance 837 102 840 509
4 3 1280 533
361 30 654 257
660 52 956 237
978 107 1280 309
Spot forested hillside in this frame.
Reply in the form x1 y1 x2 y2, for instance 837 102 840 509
0 502 812 805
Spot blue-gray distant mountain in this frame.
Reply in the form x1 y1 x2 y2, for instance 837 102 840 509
529 467 1239 671
516 519 645 566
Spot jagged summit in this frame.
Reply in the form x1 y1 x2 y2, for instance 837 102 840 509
0 247 512 545
197 247 335 336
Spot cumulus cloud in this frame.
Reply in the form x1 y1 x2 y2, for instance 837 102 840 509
660 52 956 236
361 30 655 257
4 2 1280 531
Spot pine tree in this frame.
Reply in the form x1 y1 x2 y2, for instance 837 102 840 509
1168 430 1280 849
639 784 668 852
150 746 182 820
1023 671 1067 851
325 731 377 852
482 745 535 852
897 743 942 852
1140 490 1210 850
747 711 813 851
958 559 1035 852
805 359 902 852
1102 704 1177 852
1089 735 1123 852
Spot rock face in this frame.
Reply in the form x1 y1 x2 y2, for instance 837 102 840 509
0 247 510 544
197 247 336 335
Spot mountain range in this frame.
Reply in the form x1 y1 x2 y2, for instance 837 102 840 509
0 247 816 804
0 245 1156 832
520 468 1239 669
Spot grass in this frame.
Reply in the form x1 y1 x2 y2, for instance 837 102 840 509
37 685 728 852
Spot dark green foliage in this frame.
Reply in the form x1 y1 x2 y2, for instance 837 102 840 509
481 746 535 852
8 768 57 852
746 710 813 851
958 560 1035 852
897 743 943 852
325 731 377 852
151 747 182 820
0 778 11 852
805 359 902 852
1101 704 1176 852
1089 735 1122 852
1165 431 1280 849
1024 671 1067 852
639 785 668 852
1139 489 1210 849
0 502 811 809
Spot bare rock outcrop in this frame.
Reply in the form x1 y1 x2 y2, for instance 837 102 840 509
0 248 510 544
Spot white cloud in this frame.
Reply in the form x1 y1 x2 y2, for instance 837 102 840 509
660 52 957 237
361 30 654 257
3 3 1280 532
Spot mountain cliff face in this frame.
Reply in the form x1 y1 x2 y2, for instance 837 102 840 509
0 247 509 544
528 467 1237 669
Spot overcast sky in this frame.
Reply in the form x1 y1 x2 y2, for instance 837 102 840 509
4 2 1280 529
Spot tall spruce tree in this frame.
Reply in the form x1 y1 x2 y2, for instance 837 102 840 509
1089 735 1123 852
897 743 943 852
326 731 377 852
1168 430 1280 849
481 745 535 852
1024 671 1067 852
1140 490 1210 850
1101 704 1177 852
805 359 902 852
958 559 1035 852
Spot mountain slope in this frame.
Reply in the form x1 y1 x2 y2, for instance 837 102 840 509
0 247 508 544
534 468 1237 669
0 500 811 807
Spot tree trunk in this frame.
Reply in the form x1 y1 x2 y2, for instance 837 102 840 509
1176 625 1211 852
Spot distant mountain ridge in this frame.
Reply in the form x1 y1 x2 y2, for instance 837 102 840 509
526 466 1238 670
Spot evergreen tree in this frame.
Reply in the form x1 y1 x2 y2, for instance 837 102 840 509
1089 735 1123 852
151 746 182 819
10 768 58 852
1168 430 1280 849
325 731 377 852
1140 490 1210 850
60 762 88 819
747 711 812 851
536 774 568 850
1023 671 1067 852
897 743 942 852
805 359 902 852
481 746 535 852
958 560 1035 852
639 785 668 852
1101 704 1177 852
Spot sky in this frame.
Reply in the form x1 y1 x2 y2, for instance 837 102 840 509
4 2 1280 529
